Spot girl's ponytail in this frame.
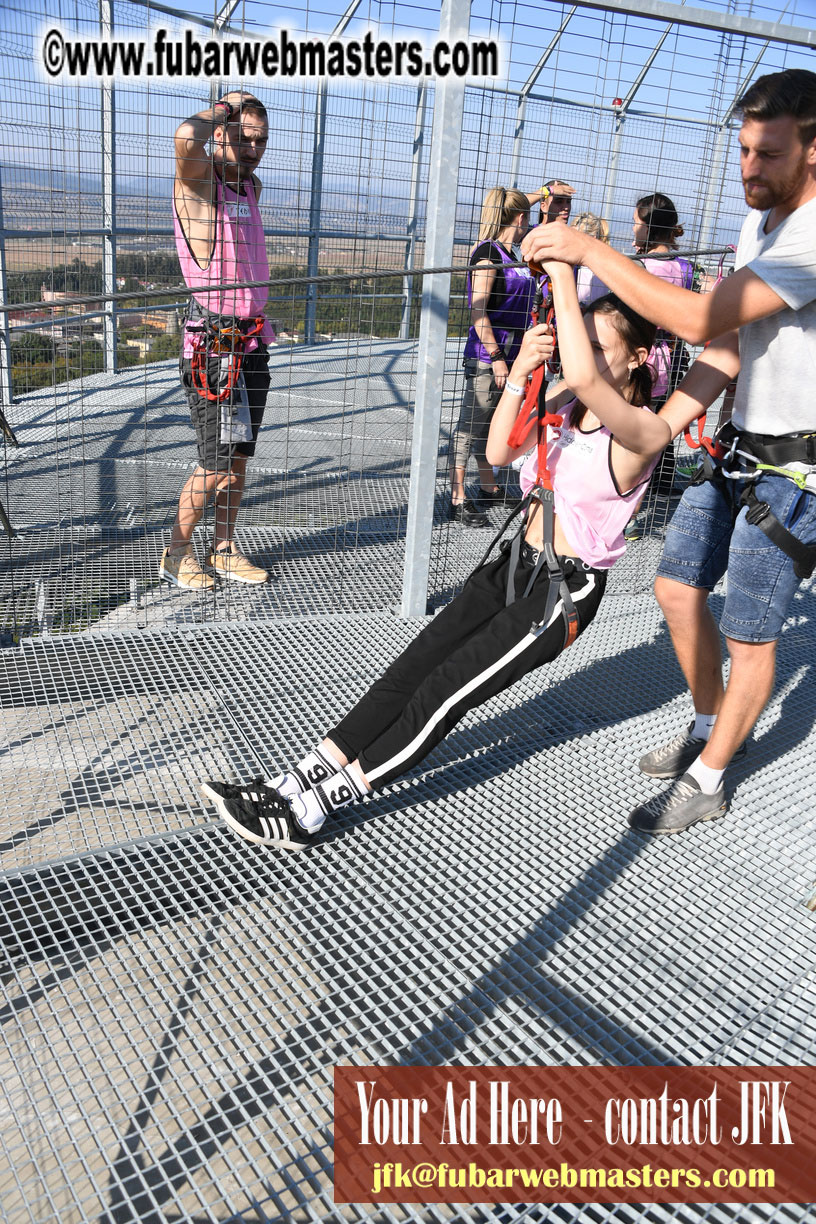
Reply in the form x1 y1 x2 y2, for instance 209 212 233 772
627 360 654 408
477 186 532 241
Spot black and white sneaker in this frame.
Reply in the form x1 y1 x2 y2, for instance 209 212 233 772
200 778 315 851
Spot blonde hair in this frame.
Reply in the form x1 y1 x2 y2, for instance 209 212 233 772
571 212 610 243
477 187 530 242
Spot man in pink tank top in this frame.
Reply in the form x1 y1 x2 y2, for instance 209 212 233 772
160 90 273 590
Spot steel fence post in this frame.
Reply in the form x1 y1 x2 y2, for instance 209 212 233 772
401 0 469 618
100 0 118 375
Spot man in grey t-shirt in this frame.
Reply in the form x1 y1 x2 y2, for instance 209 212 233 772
521 68 816 835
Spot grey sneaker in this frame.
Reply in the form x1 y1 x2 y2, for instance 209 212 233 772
629 773 727 836
638 722 705 778
639 723 747 779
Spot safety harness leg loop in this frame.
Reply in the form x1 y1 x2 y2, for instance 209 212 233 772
690 422 816 581
742 485 816 581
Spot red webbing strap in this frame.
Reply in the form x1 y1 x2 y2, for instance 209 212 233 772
191 315 265 403
503 273 579 652
505 277 562 490
544 295 558 377
683 333 729 460
684 412 726 460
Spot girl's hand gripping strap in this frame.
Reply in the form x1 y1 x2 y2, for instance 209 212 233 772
505 275 562 490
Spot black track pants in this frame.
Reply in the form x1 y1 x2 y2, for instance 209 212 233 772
328 547 607 789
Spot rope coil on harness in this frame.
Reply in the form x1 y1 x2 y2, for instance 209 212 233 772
189 311 265 403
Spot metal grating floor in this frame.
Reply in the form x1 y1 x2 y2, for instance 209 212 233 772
1 340 813 1222
1 587 815 1223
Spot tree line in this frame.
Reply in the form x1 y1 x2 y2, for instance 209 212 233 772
8 260 469 393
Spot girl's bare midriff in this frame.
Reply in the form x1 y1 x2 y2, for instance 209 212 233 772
523 507 581 559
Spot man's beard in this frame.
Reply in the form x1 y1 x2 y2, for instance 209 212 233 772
214 153 256 182
743 150 807 210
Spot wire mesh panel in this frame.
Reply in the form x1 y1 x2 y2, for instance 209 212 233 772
2 0 816 635
1 600 816 1222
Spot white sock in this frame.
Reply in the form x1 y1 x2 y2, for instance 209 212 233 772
269 746 338 799
289 763 368 831
686 756 724 795
691 712 717 741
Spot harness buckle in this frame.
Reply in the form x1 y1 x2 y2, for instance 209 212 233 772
745 498 771 527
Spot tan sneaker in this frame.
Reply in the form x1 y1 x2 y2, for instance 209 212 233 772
159 546 216 590
208 546 269 585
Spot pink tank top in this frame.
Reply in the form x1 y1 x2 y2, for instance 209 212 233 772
174 176 275 356
519 399 657 568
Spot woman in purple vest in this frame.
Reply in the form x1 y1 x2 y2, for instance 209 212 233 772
449 187 545 526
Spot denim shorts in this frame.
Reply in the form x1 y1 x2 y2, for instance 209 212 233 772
657 468 816 643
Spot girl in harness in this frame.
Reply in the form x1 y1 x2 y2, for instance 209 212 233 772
199 260 688 851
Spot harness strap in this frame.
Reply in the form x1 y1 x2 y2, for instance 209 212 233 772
497 272 579 649
494 489 580 650
741 484 816 581
473 495 529 574
689 449 722 487
690 437 816 580
735 428 816 468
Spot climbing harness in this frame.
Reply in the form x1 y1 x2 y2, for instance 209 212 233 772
679 244 815 579
475 274 581 650
690 421 816 580
187 298 266 404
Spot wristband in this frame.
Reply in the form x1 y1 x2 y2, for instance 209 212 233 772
214 101 234 123
488 348 506 364
539 186 551 201
505 379 526 396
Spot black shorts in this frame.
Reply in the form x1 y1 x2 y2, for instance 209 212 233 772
180 346 271 471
